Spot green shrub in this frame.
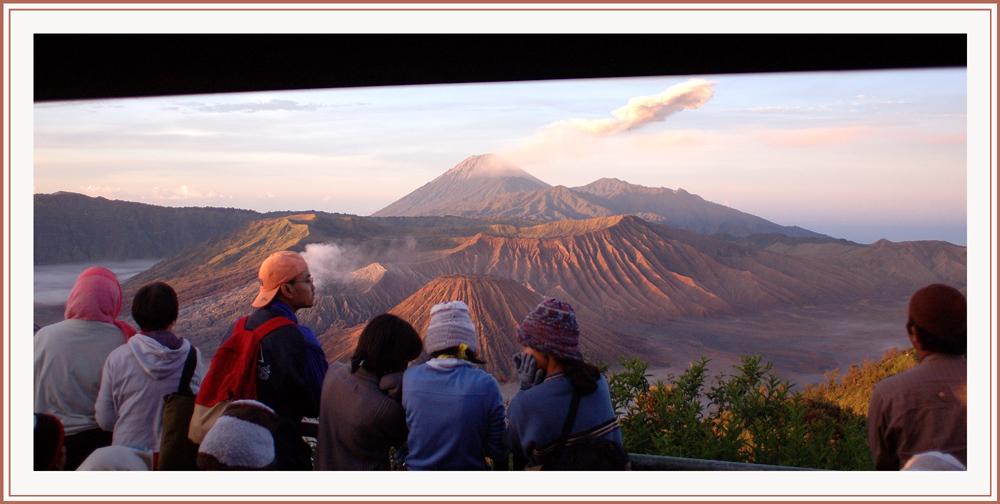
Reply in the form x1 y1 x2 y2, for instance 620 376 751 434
606 354 884 470
800 347 918 416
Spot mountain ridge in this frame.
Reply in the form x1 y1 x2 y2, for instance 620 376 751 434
371 154 827 239
28 206 961 381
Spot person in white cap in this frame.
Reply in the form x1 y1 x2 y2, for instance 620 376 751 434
76 445 154 471
901 451 966 471
401 300 507 470
197 400 278 471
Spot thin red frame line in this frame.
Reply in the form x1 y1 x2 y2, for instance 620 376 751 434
4 0 1000 4
6 7 998 10
990 5 995 495
3 496 993 499
6 5 993 500
5 4 12 495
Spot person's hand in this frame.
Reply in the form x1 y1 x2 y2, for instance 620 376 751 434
513 352 545 390
380 371 404 400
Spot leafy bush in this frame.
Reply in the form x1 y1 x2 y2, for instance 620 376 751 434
605 354 886 470
800 347 918 416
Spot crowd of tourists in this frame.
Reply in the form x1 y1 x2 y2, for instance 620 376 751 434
33 251 625 471
33 251 966 472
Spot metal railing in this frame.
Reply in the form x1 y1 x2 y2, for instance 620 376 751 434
628 453 822 471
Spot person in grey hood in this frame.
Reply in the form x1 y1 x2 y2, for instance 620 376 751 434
95 282 205 457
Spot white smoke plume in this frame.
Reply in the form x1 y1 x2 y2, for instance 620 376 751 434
542 79 717 137
300 239 417 294
300 243 358 292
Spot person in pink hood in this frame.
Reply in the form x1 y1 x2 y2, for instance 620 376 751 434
34 266 137 470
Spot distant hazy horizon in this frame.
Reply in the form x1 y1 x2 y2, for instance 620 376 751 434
34 68 968 246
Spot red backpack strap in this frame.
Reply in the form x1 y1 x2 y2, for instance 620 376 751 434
242 316 296 400
234 316 248 333
195 315 297 406
250 316 295 338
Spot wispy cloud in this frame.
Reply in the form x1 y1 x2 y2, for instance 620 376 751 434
173 99 325 114
497 79 716 166
752 125 874 147
80 185 126 198
631 130 709 148
541 79 717 137
151 129 216 137
150 185 231 200
917 133 966 144
746 106 802 113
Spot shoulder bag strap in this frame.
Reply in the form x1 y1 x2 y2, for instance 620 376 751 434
563 417 622 446
177 345 199 396
531 388 582 461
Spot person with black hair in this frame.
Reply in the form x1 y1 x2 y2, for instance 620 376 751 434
401 301 507 470
94 282 205 462
868 283 967 470
34 413 66 471
315 314 423 470
506 298 622 470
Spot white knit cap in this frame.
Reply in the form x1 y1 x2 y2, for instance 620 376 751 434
424 300 478 355
197 400 278 471
902 451 966 471
77 446 154 471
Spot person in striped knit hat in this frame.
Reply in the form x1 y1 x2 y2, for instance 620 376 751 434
505 298 623 470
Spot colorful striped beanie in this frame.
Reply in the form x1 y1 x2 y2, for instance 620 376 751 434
516 298 583 361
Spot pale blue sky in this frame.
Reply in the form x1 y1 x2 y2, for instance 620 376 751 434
34 68 968 245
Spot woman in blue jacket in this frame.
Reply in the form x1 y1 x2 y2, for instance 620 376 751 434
401 300 507 470
506 298 623 470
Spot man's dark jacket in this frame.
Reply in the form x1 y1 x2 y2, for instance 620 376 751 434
243 300 328 470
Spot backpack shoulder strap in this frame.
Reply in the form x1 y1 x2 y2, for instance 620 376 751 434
249 316 295 339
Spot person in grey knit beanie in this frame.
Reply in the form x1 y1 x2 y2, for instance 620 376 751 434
424 300 479 356
400 300 506 470
197 399 279 470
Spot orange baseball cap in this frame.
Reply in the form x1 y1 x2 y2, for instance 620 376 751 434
252 251 309 308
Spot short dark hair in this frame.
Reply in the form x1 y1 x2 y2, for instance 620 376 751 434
131 282 178 332
351 314 423 377
911 322 967 355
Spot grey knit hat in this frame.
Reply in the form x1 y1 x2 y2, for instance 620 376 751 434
196 400 278 471
424 300 479 355
902 451 966 471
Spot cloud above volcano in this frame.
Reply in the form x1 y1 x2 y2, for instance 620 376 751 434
542 79 717 137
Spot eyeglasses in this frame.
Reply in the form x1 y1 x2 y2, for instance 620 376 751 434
286 277 314 286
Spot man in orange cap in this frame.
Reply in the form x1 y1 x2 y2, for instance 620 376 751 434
867 283 967 470
240 251 328 470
